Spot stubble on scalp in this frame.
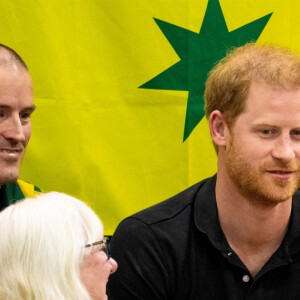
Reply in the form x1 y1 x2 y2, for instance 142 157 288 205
0 45 28 73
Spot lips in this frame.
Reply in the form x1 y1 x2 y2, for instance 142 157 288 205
266 169 298 180
268 170 294 174
0 149 22 153
0 148 23 161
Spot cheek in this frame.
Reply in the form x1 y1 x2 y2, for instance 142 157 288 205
91 260 112 298
80 254 111 298
89 254 111 282
97 261 112 281
24 125 31 145
294 147 300 159
233 138 268 160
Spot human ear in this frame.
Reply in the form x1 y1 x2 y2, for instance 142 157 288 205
209 110 227 147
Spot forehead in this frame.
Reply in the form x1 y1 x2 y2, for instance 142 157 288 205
237 81 300 126
245 81 300 113
0 66 33 108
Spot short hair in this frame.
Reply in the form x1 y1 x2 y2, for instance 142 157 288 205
0 44 28 70
205 43 300 128
0 192 103 299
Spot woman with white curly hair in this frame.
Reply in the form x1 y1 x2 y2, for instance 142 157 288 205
0 192 118 300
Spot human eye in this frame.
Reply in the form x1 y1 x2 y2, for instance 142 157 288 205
20 108 35 123
0 110 8 122
20 112 31 119
19 113 31 125
258 128 274 138
255 126 278 139
261 129 271 135
291 129 300 139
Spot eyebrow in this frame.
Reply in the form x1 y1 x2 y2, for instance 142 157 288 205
0 104 36 111
22 105 36 112
252 122 278 127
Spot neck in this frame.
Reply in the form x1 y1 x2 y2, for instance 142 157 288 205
215 169 292 277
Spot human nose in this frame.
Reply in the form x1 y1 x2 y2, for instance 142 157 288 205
108 257 118 274
1 115 25 142
272 134 295 162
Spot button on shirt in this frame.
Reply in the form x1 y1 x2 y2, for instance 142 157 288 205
108 175 300 299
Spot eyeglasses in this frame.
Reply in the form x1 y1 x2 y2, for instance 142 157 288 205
85 237 111 259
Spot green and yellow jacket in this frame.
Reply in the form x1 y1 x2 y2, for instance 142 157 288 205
0 179 40 210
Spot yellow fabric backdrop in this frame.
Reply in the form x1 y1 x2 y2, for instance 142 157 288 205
0 0 298 234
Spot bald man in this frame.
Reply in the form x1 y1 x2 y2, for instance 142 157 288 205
0 44 39 210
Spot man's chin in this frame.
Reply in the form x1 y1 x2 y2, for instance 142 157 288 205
0 171 20 186
248 185 296 207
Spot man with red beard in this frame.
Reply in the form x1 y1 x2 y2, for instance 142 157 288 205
0 44 39 210
108 44 300 299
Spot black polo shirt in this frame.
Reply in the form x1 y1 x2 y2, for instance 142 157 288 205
108 175 300 299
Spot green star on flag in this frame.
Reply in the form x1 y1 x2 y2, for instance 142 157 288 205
140 0 272 141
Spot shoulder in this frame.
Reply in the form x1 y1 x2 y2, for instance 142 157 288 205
17 179 41 198
126 177 213 226
112 175 216 247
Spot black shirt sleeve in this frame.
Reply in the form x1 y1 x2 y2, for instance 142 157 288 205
107 217 170 299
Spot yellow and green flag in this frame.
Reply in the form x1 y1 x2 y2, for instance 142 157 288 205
0 0 297 234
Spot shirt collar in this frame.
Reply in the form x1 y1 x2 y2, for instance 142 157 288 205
194 175 230 253
193 175 300 256
283 190 300 255
0 181 24 211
